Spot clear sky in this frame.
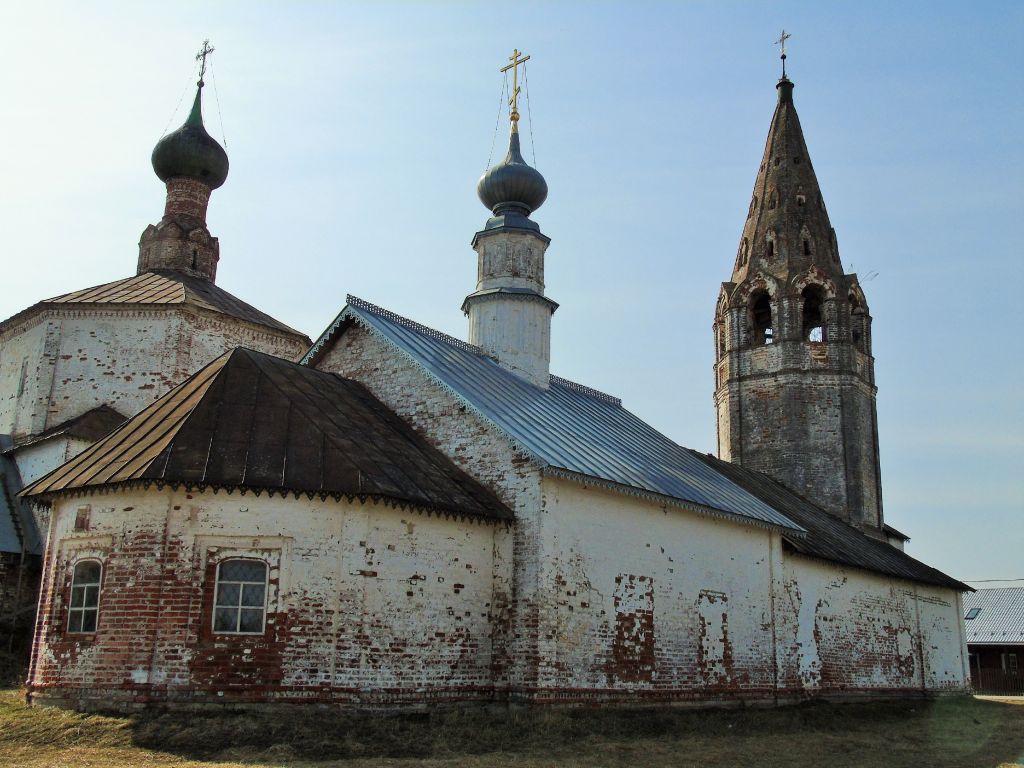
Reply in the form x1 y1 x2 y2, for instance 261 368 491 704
1 1 1021 585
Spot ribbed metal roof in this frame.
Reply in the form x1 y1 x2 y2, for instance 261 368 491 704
303 298 803 533
33 270 307 338
963 588 1024 646
695 452 968 591
21 349 510 523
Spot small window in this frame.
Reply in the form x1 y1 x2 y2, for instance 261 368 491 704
766 239 775 259
964 607 981 620
803 239 812 256
68 560 102 633
214 559 268 634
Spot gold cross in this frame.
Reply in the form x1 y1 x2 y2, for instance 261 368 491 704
500 48 531 125
195 39 215 84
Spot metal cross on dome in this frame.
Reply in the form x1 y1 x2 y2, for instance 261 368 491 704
195 39 215 86
500 48 531 126
775 30 791 77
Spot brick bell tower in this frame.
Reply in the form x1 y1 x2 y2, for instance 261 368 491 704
137 42 229 282
713 51 883 532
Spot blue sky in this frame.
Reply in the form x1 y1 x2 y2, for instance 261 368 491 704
1 1 1021 584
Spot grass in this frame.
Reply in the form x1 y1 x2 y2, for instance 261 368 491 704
0 689 1022 767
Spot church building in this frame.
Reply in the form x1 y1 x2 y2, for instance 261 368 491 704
0 64 309 662
18 50 971 709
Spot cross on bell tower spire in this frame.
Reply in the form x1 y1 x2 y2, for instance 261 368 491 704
500 48 531 131
775 29 791 78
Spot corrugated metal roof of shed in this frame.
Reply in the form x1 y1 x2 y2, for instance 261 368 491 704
963 588 1024 646
303 297 804 533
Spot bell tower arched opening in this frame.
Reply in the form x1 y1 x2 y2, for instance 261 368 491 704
801 285 825 342
750 291 774 346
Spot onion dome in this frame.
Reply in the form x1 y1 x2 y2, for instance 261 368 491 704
477 128 547 217
152 86 229 190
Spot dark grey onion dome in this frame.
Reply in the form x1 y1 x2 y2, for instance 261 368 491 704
152 86 229 189
477 128 547 216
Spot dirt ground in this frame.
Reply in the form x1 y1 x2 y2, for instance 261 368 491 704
1 689 1022 767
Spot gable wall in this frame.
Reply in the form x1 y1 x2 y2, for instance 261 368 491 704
316 326 537 690
29 487 497 708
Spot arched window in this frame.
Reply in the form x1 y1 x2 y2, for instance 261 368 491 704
750 291 774 346
802 285 826 342
68 560 102 633
766 239 775 259
214 559 268 634
768 190 778 210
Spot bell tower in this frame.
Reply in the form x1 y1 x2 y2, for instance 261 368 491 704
713 49 883 531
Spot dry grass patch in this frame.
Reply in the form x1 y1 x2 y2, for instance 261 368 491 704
1 689 1023 767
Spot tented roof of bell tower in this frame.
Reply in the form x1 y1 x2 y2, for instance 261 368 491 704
732 76 844 286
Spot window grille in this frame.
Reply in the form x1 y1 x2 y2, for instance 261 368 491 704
68 560 101 633
213 559 268 634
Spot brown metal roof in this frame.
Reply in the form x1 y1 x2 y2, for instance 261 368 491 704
40 270 307 339
692 452 969 592
6 405 128 451
21 348 511 522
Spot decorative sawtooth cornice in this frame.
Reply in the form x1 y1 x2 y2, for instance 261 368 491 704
548 376 621 406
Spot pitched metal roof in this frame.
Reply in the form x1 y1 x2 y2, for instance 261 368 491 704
693 452 969 591
21 348 511 523
25 270 308 339
963 588 1024 646
0 435 41 555
303 297 804 534
5 405 127 451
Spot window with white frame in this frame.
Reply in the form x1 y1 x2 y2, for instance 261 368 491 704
213 559 268 633
68 560 102 633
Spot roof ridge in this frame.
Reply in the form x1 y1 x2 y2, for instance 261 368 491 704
548 375 621 406
346 295 484 355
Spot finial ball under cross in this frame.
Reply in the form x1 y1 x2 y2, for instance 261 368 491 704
775 30 791 77
195 39 215 86
500 48 531 125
